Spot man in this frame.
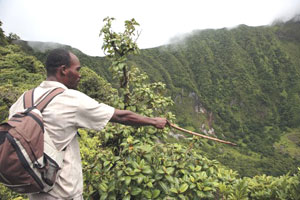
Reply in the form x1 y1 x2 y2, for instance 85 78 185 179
9 48 167 199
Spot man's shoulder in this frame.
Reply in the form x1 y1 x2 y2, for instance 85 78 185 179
63 89 91 99
38 81 89 99
54 89 97 108
9 91 26 118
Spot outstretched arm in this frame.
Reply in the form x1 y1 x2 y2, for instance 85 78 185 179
109 109 167 129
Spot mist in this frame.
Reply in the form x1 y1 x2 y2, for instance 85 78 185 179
1 0 300 57
26 41 64 53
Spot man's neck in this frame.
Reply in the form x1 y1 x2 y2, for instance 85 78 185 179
46 76 59 82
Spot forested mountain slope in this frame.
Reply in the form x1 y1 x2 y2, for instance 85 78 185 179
130 18 300 176
1 18 300 199
10 18 300 177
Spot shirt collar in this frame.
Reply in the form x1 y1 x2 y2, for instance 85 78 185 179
39 81 68 90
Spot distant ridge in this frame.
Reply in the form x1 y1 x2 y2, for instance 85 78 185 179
12 19 300 177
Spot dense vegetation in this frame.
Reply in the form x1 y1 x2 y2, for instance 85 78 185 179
131 19 300 177
0 17 300 199
17 17 300 177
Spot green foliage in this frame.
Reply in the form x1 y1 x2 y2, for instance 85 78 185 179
0 20 8 45
1 17 300 199
274 128 300 159
100 17 141 108
0 30 43 198
7 33 21 43
0 184 26 200
78 66 117 104
125 22 300 176
78 17 300 199
244 169 300 200
17 18 300 177
0 44 45 122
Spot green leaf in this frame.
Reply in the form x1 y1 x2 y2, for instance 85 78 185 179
131 187 142 196
152 189 161 198
117 170 123 177
159 181 169 194
190 175 195 183
165 175 174 183
197 183 203 190
104 161 110 167
137 175 144 184
126 136 133 143
174 177 180 185
125 176 131 185
99 183 108 192
179 183 189 193
108 183 115 192
195 166 202 171
189 165 195 171
122 195 130 200
203 187 212 191
166 167 175 175
100 193 108 200
143 167 153 174
190 183 196 189
143 190 152 199
132 161 139 169
147 181 153 188
140 159 145 167
170 188 178 194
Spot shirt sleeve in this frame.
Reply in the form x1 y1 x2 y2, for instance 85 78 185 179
74 91 115 131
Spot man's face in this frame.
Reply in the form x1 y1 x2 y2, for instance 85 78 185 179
63 53 81 89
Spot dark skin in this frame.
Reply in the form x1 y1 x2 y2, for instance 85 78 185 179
47 52 167 129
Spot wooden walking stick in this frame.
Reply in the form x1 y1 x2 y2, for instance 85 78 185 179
167 121 237 146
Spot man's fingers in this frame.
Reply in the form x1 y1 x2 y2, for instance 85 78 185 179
154 117 168 129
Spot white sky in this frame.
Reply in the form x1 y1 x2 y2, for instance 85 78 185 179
0 0 300 57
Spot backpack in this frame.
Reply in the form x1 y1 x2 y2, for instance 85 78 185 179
0 87 65 194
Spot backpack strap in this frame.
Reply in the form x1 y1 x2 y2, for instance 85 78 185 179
35 88 65 112
23 88 64 112
23 89 35 109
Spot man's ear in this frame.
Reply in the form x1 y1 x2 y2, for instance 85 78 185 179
58 65 67 76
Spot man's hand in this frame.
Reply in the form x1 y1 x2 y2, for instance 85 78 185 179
110 109 167 129
153 117 168 129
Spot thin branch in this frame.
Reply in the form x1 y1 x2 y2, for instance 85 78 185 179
167 121 237 146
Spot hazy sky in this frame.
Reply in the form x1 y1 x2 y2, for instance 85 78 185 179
0 0 300 56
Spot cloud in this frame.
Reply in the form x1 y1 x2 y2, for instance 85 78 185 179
1 0 300 56
26 41 64 53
